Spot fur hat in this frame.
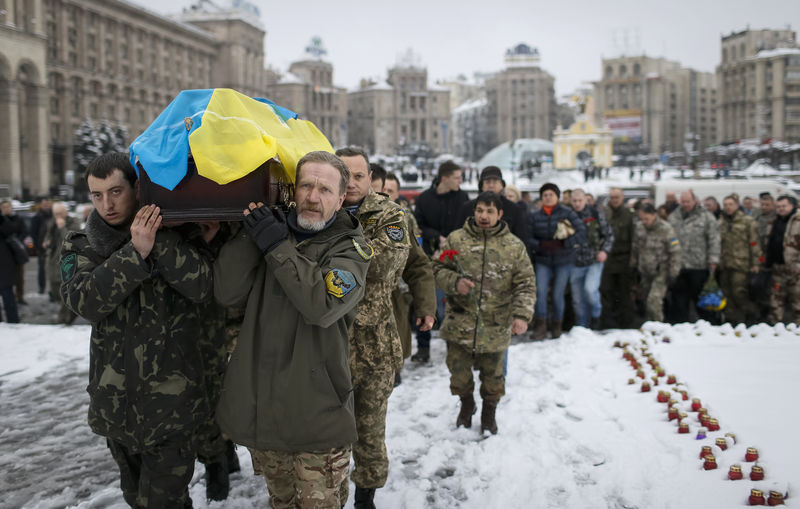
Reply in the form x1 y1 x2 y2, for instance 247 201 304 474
539 182 561 199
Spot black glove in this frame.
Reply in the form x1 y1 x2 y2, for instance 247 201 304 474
243 206 288 254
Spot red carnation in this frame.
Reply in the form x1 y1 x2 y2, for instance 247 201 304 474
440 249 460 262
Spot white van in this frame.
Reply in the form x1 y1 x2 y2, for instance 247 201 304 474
652 178 798 205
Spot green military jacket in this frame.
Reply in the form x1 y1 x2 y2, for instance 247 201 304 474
668 205 720 270
719 209 762 272
757 210 776 252
631 217 682 279
433 218 536 353
351 190 411 374
60 211 216 451
213 209 370 452
604 204 635 273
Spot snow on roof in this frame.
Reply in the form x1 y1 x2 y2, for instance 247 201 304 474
278 72 307 85
752 47 800 59
452 97 488 114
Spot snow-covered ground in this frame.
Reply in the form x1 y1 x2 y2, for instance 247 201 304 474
1 321 797 508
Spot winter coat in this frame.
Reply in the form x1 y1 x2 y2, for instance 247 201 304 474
719 209 762 273
764 209 800 274
351 190 411 374
526 203 586 266
213 209 370 452
0 214 26 287
757 210 776 252
668 205 720 270
434 218 536 353
457 194 529 243
60 210 217 452
604 204 635 273
30 209 51 251
631 218 682 279
414 185 470 255
45 215 82 287
572 205 614 267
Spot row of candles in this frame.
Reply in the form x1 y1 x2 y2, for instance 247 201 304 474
617 338 786 506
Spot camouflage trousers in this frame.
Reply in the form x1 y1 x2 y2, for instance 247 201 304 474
106 438 195 509
249 446 350 509
769 264 800 324
339 367 395 500
445 341 505 402
719 269 757 324
640 272 667 322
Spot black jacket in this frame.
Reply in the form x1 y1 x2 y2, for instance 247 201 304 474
457 195 528 243
1 214 27 287
526 203 586 266
414 185 470 255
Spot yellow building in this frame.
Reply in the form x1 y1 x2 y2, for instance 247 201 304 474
553 114 613 170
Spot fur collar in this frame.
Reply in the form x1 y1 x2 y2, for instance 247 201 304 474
84 209 131 258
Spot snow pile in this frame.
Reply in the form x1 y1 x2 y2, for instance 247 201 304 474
0 322 797 508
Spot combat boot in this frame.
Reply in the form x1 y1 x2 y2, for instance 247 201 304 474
481 400 499 435
411 347 430 363
456 394 476 428
354 487 376 509
205 455 230 501
531 317 547 341
550 320 563 339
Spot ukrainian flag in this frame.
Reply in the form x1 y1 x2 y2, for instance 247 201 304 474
129 88 333 190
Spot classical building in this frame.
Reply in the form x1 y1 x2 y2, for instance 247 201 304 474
593 55 717 155
485 44 558 147
266 38 348 147
1 0 270 199
450 96 490 162
716 28 800 144
347 61 450 155
553 95 613 169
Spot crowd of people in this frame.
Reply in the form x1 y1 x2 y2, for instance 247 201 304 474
3 151 799 509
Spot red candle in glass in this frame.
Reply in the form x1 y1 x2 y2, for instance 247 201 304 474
745 447 759 462
728 464 743 480
749 489 766 505
750 465 764 481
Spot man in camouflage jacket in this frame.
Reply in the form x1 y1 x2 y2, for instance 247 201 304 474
718 196 762 324
667 191 720 323
337 147 411 508
433 192 535 434
764 195 800 324
60 153 219 508
632 203 682 322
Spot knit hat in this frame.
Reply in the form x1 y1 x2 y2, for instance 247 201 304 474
479 166 505 191
539 182 560 199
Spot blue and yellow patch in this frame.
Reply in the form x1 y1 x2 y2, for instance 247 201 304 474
325 269 357 298
670 238 679 247
60 253 77 282
386 224 405 242
352 239 374 260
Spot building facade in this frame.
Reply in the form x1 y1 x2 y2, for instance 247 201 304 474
1 0 272 199
593 56 716 156
716 28 800 144
347 64 450 155
450 96 490 162
485 44 558 148
267 39 348 147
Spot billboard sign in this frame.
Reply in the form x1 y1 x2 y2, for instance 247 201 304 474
604 109 642 141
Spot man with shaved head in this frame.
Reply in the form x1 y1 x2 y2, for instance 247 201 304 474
667 190 721 323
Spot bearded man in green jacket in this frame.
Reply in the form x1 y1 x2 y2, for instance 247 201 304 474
213 151 371 509
433 191 536 435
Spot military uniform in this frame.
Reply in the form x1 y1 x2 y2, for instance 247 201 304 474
765 210 800 324
601 204 635 328
60 210 218 508
631 217 682 322
718 210 762 323
755 210 777 321
433 218 535 401
345 190 411 495
214 209 370 509
44 215 81 323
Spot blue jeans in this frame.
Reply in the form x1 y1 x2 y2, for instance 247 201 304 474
534 263 573 321
570 262 604 327
417 287 446 349
0 285 20 323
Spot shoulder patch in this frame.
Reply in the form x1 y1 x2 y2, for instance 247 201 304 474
386 224 405 242
670 238 679 246
352 238 374 260
60 252 77 282
325 269 357 298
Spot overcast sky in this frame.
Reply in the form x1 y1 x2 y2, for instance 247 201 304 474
134 0 800 98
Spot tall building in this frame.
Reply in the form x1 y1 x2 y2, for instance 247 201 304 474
451 96 490 162
1 0 270 199
267 38 348 147
347 60 450 155
485 44 557 147
593 55 716 155
716 28 800 144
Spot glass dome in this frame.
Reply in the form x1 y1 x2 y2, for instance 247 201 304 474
477 138 554 171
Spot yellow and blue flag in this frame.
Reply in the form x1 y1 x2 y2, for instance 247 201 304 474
129 88 333 190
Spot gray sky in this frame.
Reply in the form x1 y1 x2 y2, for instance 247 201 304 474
135 0 799 98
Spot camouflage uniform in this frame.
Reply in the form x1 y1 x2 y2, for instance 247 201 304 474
44 215 81 323
631 217 682 322
601 204 635 328
718 210 762 323
60 210 218 508
391 211 436 358
433 218 535 400
766 210 800 324
755 210 777 321
345 190 411 495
